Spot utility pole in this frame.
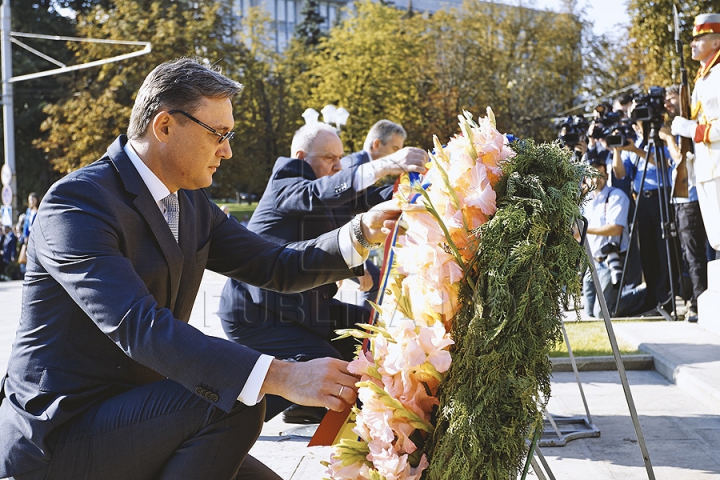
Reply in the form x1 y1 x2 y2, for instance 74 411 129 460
1 0 16 224
0 0 151 224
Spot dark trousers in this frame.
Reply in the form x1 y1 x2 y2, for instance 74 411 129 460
13 380 279 480
637 193 673 308
675 201 708 310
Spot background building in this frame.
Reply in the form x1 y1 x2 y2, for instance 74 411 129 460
233 0 477 52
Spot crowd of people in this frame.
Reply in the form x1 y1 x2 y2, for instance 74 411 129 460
574 13 720 322
0 192 39 281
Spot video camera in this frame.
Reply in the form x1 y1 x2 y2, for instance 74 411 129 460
603 114 636 148
631 86 666 123
557 115 589 148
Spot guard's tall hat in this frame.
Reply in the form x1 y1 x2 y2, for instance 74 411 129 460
693 13 720 38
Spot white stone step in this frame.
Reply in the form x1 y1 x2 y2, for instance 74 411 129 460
698 259 720 334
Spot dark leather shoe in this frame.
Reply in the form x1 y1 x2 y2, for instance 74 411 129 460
282 404 327 424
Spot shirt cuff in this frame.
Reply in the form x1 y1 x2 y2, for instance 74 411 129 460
354 162 380 191
237 354 273 406
339 222 367 268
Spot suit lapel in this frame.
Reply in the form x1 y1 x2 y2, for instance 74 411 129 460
107 136 184 308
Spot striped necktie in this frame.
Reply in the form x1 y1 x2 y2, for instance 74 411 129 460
161 194 179 242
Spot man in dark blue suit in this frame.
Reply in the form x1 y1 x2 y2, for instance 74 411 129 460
218 122 427 423
339 120 408 303
0 58 402 480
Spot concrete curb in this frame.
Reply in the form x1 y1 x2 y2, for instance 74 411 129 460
643 346 720 415
613 322 720 415
551 354 654 372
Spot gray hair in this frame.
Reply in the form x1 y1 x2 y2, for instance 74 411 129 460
291 123 339 157
665 85 680 96
363 120 406 152
127 58 243 140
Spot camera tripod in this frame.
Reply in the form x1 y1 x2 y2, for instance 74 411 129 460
613 120 685 320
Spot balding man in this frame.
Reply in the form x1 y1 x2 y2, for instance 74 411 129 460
218 122 427 423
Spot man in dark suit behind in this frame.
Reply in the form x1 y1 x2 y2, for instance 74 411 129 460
338 120 408 303
0 58 401 480
217 122 426 423
341 119 407 171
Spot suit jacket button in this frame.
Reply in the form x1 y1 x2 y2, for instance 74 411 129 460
323 294 328 299
209 393 219 402
195 387 205 396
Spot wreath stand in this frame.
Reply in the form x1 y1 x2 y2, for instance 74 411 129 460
539 319 600 447
523 220 657 479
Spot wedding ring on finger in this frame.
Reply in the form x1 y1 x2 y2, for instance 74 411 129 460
338 385 345 397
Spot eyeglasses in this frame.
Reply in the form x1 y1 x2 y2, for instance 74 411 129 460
168 110 235 144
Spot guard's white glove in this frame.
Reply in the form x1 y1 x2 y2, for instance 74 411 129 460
671 116 697 139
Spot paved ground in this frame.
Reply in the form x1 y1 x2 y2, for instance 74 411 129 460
2 271 720 479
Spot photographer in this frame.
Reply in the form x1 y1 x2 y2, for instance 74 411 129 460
558 115 589 161
612 94 675 314
589 106 636 201
613 93 633 118
662 85 708 322
586 103 612 165
582 159 645 318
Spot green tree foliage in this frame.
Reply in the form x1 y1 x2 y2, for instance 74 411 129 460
296 1 425 152
35 1 287 196
627 0 719 89
425 141 591 479
295 0 326 47
421 0 585 143
581 32 642 101
209 8 288 198
37 0 231 174
290 0 586 152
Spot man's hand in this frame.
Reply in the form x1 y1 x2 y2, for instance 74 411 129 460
357 268 374 292
658 125 674 143
671 116 697 139
375 147 428 177
359 200 402 245
261 358 359 412
574 140 588 156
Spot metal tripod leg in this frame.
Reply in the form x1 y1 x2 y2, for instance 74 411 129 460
541 321 601 447
533 448 556 480
583 229 656 480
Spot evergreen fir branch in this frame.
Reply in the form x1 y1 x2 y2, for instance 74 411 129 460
424 139 593 479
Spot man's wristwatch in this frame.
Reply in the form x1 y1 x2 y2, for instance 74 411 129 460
351 214 382 250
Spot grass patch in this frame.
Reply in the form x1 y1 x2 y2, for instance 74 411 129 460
549 321 641 357
215 202 259 222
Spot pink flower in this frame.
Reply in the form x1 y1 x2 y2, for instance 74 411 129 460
354 404 395 445
401 210 447 247
461 163 497 217
418 323 454 372
348 349 376 378
326 456 372 480
368 443 409 480
383 321 427 375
